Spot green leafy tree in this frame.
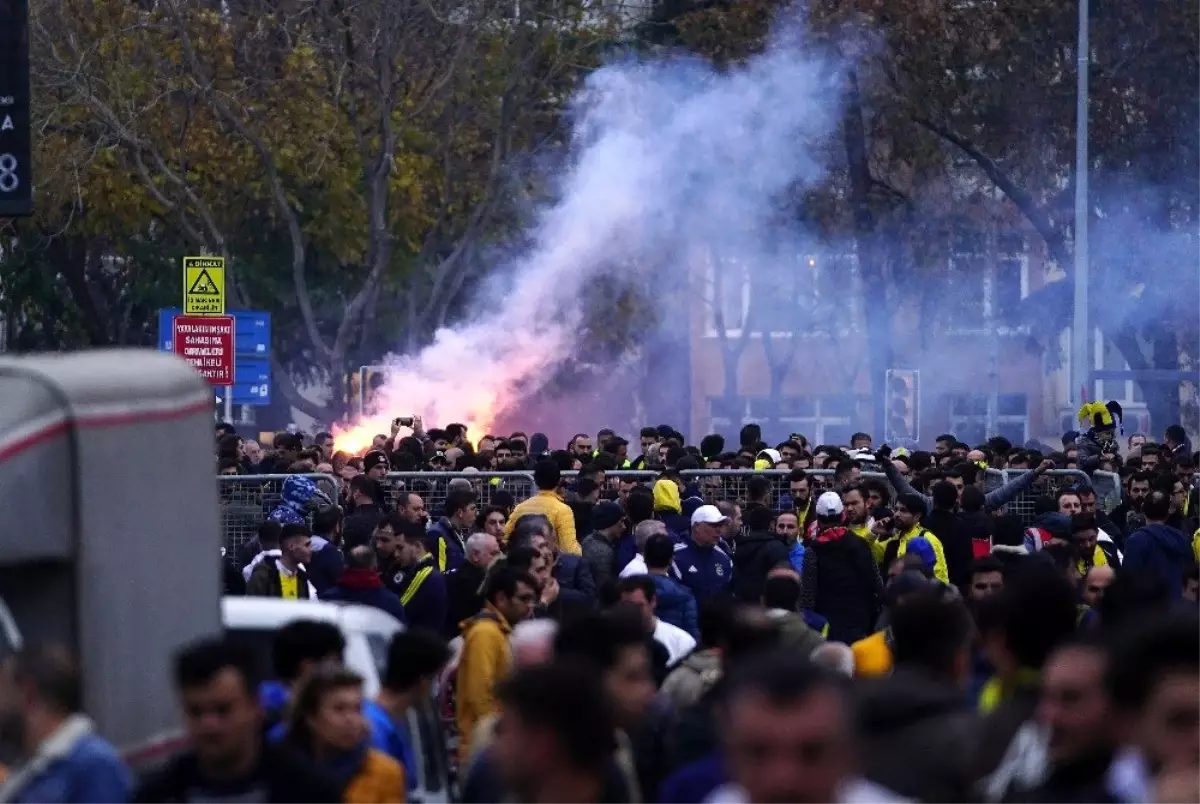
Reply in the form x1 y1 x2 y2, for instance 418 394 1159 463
24 0 622 421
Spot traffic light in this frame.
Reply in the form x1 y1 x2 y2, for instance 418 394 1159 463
885 369 919 444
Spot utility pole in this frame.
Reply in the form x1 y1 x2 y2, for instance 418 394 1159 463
1071 0 1091 405
986 222 999 439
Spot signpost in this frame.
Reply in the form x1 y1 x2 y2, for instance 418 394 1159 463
172 315 234 385
183 256 225 315
0 0 33 217
158 308 272 405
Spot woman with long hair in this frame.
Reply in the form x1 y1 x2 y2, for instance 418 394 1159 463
286 665 405 803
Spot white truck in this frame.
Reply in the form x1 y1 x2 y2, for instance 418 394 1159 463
0 350 222 759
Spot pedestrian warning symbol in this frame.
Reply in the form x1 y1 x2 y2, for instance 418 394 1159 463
183 256 226 315
189 270 220 296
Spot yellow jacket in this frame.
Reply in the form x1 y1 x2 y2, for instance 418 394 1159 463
653 479 682 514
881 525 949 584
456 604 514 764
1077 544 1109 577
849 523 886 564
851 630 893 679
1193 529 1199 562
504 489 580 555
343 748 405 804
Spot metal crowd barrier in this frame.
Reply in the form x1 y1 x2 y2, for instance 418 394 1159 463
217 465 1125 548
378 468 862 517
218 473 339 552
981 468 1120 522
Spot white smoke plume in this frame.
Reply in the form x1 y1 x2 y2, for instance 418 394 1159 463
335 19 844 451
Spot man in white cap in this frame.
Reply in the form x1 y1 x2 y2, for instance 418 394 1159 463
670 504 734 603
799 492 884 644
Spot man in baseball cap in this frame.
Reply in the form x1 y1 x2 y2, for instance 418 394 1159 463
673 505 733 603
803 491 883 644
814 491 844 519
691 504 728 528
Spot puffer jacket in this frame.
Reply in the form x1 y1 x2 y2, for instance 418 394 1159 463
650 572 699 639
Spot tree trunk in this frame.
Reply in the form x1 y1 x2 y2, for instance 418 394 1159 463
842 68 892 439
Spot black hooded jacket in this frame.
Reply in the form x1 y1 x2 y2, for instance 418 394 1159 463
730 530 790 603
800 526 883 644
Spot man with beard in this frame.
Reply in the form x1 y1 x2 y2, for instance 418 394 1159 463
1108 470 1147 544
840 484 882 563
0 647 132 802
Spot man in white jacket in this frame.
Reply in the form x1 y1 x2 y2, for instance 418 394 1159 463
705 650 909 804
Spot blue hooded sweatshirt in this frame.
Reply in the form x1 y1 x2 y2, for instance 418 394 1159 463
1124 523 1192 599
268 475 331 524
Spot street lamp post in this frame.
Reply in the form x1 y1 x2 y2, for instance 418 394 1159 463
1071 0 1090 406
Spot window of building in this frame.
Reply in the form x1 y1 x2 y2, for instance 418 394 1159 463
1094 329 1145 406
947 392 1029 446
944 227 1030 334
703 253 848 337
707 395 856 445
705 256 752 337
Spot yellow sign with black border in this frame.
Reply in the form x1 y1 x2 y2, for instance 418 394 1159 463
183 256 225 315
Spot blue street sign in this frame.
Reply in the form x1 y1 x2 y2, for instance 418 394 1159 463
159 308 272 406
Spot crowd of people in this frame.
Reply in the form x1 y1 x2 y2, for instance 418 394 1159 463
1 400 1197 803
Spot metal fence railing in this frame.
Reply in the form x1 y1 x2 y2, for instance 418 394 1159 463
219 473 339 553
216 466 1126 548
375 469 858 519
981 468 1121 522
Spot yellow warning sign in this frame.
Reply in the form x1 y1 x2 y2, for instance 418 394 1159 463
184 256 225 315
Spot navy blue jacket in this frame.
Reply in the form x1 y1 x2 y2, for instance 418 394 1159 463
427 518 467 573
657 511 691 541
391 555 448 633
554 553 598 604
306 537 345 594
671 539 732 603
320 568 407 623
650 572 698 638
1123 522 1192 599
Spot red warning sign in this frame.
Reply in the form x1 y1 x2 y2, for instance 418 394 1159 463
173 315 234 386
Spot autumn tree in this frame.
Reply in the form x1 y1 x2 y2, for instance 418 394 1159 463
857 0 1199 427
25 0 623 420
667 0 970 435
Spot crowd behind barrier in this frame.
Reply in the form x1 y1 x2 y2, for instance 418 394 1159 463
218 473 339 552
216 466 1122 552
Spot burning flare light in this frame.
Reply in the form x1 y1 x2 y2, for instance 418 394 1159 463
333 26 839 454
